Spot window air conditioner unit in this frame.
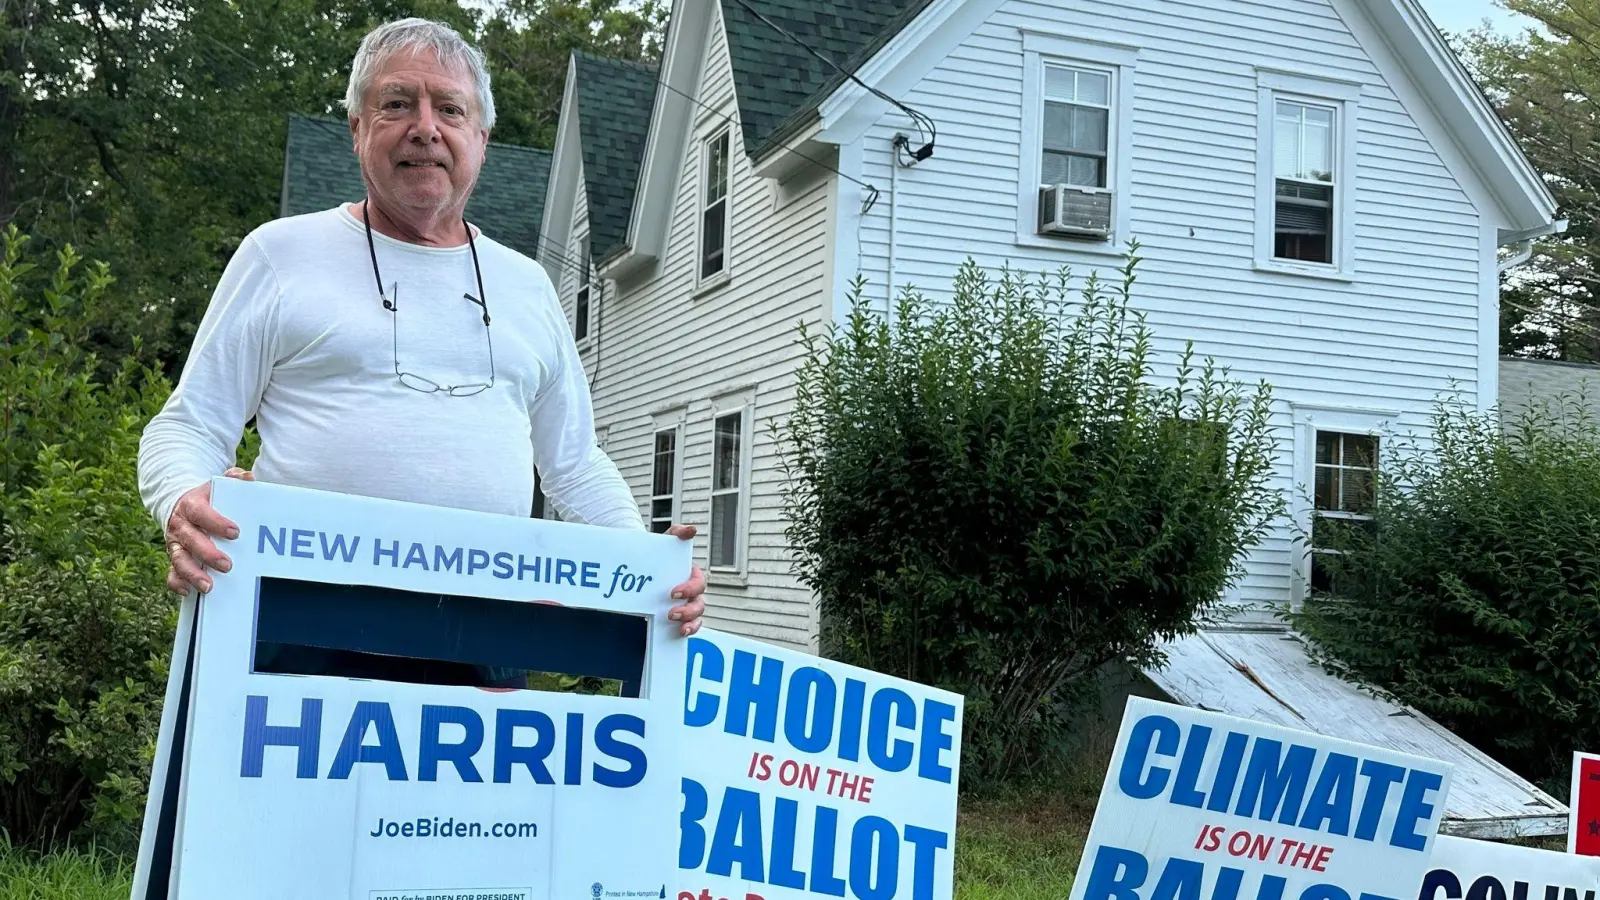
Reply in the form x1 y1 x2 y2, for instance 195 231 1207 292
1038 184 1113 239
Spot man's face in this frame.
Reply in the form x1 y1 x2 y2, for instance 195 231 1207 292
351 46 488 219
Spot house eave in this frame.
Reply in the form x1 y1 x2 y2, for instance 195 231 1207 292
1354 0 1557 231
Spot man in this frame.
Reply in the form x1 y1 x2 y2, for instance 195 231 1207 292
137 18 706 683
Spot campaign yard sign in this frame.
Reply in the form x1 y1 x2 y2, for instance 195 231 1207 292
1571 752 1600 857
675 629 963 900
1070 696 1455 900
1420 834 1600 900
142 477 692 900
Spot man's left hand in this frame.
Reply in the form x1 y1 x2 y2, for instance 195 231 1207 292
664 524 707 637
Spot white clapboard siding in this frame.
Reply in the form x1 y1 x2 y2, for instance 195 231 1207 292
844 0 1485 614
577 4 833 651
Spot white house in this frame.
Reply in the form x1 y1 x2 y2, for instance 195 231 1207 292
536 0 1567 836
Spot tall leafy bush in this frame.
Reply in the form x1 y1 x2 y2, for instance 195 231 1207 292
1297 392 1600 789
0 228 175 848
778 253 1282 784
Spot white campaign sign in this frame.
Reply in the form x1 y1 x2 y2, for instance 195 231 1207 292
1069 695 1455 900
1419 834 1600 899
675 629 963 900
164 477 690 900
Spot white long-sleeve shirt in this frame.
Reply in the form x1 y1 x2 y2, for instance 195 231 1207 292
138 205 643 533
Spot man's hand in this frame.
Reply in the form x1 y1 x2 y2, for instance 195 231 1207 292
665 523 707 637
164 467 253 595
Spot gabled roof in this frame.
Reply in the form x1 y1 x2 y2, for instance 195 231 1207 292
572 53 659 262
718 0 931 158
278 113 553 259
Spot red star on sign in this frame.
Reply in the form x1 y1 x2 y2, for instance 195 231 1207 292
1575 755 1600 856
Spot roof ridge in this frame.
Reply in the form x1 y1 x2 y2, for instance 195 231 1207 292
573 49 659 73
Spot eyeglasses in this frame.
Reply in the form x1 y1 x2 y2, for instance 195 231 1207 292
362 203 495 397
382 282 496 396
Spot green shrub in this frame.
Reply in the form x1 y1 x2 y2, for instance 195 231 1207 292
778 251 1282 785
0 227 175 848
1297 392 1600 790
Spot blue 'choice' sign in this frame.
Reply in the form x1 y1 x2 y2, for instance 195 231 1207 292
672 630 963 900
1068 697 1454 900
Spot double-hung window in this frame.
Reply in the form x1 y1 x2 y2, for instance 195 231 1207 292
1273 100 1337 264
699 129 730 283
1255 68 1359 278
1309 430 1378 596
709 411 742 569
649 426 679 534
708 391 752 575
574 242 591 341
1042 64 1111 189
1015 32 1137 250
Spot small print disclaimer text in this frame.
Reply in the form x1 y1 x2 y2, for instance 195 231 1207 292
368 883 531 890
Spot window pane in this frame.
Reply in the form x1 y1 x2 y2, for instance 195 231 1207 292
1310 550 1334 595
707 133 728 204
1341 469 1374 513
1045 66 1108 105
650 498 673 522
1345 434 1378 469
1043 102 1107 153
1042 151 1103 188
651 431 675 497
710 493 739 567
575 285 590 340
713 413 741 490
1315 432 1337 466
701 201 725 278
1275 101 1334 183
1314 467 1337 511
1066 155 1103 187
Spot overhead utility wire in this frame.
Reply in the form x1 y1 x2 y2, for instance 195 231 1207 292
728 0 938 166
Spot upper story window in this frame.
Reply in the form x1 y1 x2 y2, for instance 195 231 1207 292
699 129 730 283
1015 32 1137 252
574 241 591 341
1273 100 1337 265
1042 64 1111 190
1254 68 1360 280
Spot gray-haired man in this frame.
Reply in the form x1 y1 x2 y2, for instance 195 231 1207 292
137 18 706 682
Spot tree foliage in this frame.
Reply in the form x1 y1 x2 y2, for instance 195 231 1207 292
1296 392 1600 790
1456 2 1600 360
0 228 175 849
5 0 662 375
778 253 1283 785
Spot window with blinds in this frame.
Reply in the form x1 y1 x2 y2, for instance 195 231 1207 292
1273 100 1337 264
1041 63 1112 189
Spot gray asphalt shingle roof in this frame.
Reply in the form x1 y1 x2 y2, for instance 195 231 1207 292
278 113 551 260
718 0 933 157
571 53 659 263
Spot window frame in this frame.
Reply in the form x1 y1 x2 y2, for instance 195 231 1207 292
649 409 686 535
696 127 732 290
1014 31 1138 255
1290 404 1396 608
1254 67 1361 281
707 390 754 582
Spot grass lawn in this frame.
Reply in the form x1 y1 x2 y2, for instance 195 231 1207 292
0 786 1098 899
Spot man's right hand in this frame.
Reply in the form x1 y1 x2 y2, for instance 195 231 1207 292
164 467 253 595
